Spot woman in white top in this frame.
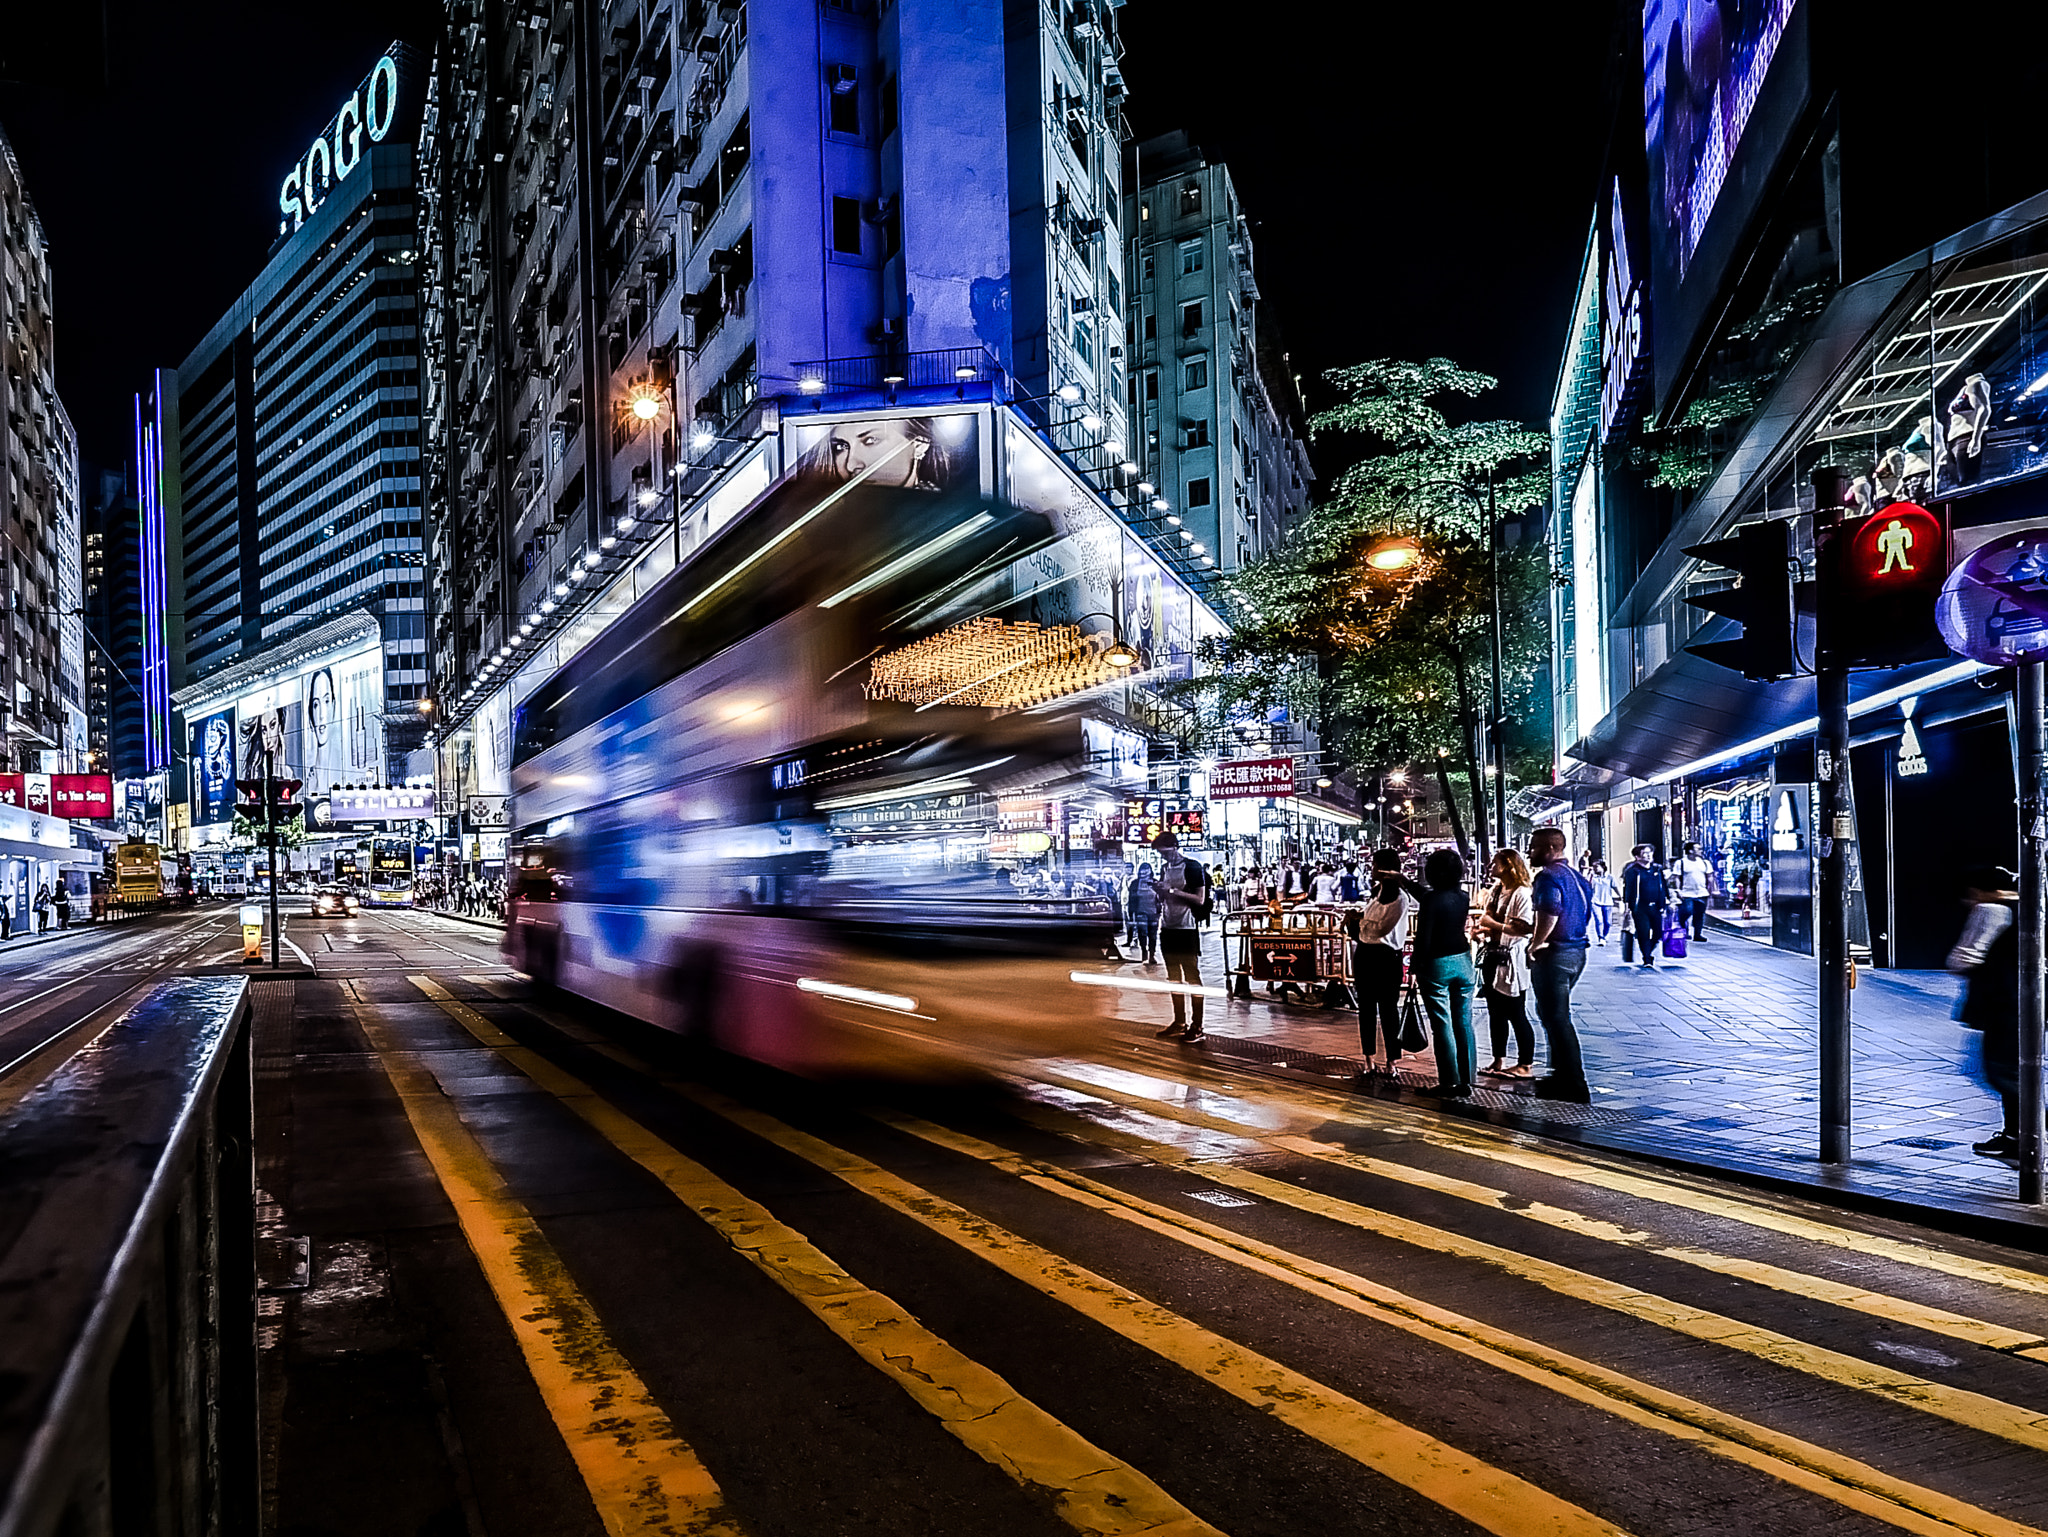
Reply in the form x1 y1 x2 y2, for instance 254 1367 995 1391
1351 851 1415 1074
1473 848 1536 1078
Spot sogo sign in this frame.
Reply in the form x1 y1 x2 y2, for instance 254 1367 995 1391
278 52 403 235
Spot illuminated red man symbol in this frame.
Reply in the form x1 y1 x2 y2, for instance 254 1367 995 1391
1876 517 1915 575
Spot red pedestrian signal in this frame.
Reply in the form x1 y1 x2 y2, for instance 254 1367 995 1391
1830 501 1948 668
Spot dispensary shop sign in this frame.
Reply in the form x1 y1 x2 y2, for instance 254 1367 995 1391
277 48 412 235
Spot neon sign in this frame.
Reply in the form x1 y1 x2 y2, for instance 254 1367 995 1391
278 51 403 235
1600 178 1646 442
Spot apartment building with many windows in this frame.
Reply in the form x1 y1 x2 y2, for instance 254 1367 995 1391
1123 131 1311 588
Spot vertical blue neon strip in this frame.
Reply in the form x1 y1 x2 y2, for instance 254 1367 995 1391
137 387 170 774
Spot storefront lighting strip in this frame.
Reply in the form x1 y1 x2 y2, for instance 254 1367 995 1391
1660 660 1985 783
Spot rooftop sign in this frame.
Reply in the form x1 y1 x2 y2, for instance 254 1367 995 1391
277 47 412 236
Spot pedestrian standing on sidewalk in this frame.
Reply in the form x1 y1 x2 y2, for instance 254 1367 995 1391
1949 863 2021 1159
1412 848 1477 1099
1588 859 1614 945
1528 827 1595 1103
1152 832 1213 1044
1620 845 1668 967
1126 863 1161 965
1475 849 1536 1079
53 881 71 930
1351 849 1414 1078
1338 860 1362 903
33 884 50 934
1675 842 1713 942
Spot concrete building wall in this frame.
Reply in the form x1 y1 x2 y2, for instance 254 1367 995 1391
0 125 85 772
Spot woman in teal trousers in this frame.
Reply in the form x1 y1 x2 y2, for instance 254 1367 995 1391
1410 848 1478 1097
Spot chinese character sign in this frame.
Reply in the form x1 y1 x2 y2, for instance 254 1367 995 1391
1207 757 1297 802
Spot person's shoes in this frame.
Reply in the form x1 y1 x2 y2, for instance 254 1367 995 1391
1533 1077 1591 1103
1641 960 1657 969
1498 1063 1535 1079
1480 1059 1506 1076
1972 1131 2019 1157
1155 1023 1185 1038
1181 1026 1205 1044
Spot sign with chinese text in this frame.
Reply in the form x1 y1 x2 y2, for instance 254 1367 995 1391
329 787 438 822
1249 934 1317 982
0 773 114 819
1208 757 1296 802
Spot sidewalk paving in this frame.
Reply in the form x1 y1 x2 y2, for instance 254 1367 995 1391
1103 924 2047 1236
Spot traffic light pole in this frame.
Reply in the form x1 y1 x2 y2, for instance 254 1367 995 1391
2017 660 2046 1203
1813 479 1853 1165
265 748 280 970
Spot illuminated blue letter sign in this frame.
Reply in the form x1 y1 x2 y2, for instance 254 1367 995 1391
278 48 409 235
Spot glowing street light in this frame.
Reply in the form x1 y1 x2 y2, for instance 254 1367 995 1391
1367 537 1421 571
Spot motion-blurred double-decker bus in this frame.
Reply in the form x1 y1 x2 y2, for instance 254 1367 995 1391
504 459 1144 1076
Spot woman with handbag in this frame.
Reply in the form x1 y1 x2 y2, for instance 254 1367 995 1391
1351 850 1414 1077
1474 849 1536 1079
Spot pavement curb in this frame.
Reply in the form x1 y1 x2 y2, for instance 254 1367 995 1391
1184 1027 2048 1254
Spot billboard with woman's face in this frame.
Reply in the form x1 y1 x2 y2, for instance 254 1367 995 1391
302 651 383 792
786 412 981 493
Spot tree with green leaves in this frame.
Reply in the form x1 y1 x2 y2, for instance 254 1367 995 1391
1175 358 1553 863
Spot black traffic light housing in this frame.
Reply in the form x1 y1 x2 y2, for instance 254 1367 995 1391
1683 519 1799 680
236 777 305 847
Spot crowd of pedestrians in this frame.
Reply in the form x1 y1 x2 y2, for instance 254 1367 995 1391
420 871 507 920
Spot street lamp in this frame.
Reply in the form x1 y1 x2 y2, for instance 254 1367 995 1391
1366 537 1421 571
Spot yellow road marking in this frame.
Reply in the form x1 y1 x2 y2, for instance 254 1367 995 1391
1109 1053 2048 1301
342 982 741 1537
1002 1079 2048 1460
874 1107 2046 1537
1023 1065 2045 1354
664 1085 1632 1537
405 978 1223 1537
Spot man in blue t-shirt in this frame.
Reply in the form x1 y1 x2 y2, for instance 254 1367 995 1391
1527 826 1592 1102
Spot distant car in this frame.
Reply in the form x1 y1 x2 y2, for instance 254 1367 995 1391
310 886 361 918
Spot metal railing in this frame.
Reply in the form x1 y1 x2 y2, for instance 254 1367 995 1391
789 346 1003 394
0 976 256 1537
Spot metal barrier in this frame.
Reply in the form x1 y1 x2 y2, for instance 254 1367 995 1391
0 977 256 1537
1225 905 1356 1006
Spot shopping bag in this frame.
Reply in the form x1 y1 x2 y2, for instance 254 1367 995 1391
1661 907 1688 959
1397 986 1429 1054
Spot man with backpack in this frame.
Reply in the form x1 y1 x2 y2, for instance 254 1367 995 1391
1151 831 1213 1043
1620 843 1669 968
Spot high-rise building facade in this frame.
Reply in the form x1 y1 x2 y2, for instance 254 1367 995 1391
0 127 86 775
164 43 429 711
1123 131 1311 583
421 0 1139 722
83 469 145 778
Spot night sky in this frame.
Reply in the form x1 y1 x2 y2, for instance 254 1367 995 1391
0 2 1618 483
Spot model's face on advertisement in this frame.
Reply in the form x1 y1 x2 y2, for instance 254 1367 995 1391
830 420 927 486
308 673 334 743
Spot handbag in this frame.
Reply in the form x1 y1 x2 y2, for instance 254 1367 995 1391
1397 983 1429 1054
1661 905 1688 959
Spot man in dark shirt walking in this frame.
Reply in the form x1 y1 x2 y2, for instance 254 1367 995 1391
1528 827 1593 1103
1619 844 1669 968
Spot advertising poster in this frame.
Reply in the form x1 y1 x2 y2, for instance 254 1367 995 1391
302 650 383 792
1643 0 1798 282
1002 417 1120 642
240 700 303 780
192 711 237 825
786 411 982 494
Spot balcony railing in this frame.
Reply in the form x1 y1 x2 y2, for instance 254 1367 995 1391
788 346 1003 395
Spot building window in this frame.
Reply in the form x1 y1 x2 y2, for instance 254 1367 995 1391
1141 254 1153 282
1178 238 1203 275
1072 316 1094 367
826 64 860 136
1144 369 1158 401
831 196 863 255
1183 356 1208 392
1187 477 1211 507
1185 420 1209 449
1107 269 1121 313
1180 181 1201 215
1180 300 1203 337
1142 310 1156 341
879 71 898 138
